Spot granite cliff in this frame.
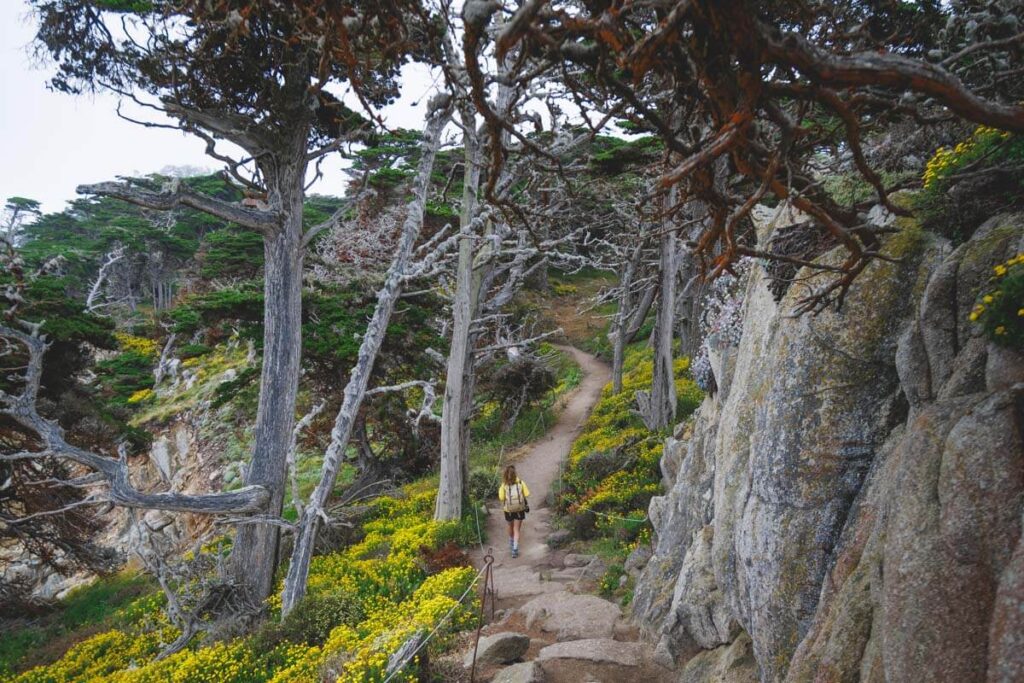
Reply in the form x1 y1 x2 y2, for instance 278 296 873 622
632 209 1024 682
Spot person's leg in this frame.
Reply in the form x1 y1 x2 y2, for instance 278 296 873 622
512 518 522 550
507 519 515 548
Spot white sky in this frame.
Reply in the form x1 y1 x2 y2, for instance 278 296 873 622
0 2 438 215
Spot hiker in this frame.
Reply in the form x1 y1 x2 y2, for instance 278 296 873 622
499 465 530 558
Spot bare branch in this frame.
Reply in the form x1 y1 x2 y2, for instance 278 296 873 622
77 179 277 233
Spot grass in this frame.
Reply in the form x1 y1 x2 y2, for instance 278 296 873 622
0 570 157 676
129 342 251 426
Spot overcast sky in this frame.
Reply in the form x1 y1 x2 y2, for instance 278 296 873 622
0 2 437 215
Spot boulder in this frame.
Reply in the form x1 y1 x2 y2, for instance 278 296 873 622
520 592 621 641
545 530 572 548
492 661 543 683
624 544 652 577
536 639 644 682
492 564 566 600
464 632 530 667
678 632 759 683
563 553 596 568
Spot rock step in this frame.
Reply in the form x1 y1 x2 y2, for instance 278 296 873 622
534 638 671 683
465 632 531 668
519 591 623 641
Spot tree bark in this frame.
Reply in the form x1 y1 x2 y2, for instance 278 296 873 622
611 240 646 394
280 98 451 614
435 106 482 522
638 196 678 430
229 133 309 605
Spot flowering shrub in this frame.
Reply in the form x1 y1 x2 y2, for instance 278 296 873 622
114 332 160 359
127 388 155 404
970 253 1024 350
922 126 1019 190
558 345 701 543
917 126 1024 242
4 484 480 683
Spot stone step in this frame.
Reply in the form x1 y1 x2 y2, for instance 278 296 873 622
465 632 532 668
534 638 670 682
519 591 623 641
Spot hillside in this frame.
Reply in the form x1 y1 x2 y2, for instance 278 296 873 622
3 2 1024 682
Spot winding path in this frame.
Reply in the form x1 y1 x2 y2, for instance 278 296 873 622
472 345 610 582
461 348 673 682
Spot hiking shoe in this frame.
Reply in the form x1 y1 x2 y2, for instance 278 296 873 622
511 549 519 558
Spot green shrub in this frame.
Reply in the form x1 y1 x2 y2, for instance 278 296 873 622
95 351 154 409
970 252 1024 350
178 343 212 360
254 594 365 650
917 127 1024 242
466 467 497 503
557 344 702 545
598 564 625 598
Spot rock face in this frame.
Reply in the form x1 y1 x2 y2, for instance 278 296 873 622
633 211 1024 682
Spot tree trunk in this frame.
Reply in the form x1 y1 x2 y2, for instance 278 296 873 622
230 141 308 606
281 100 450 614
435 105 483 522
677 252 706 360
611 241 644 394
638 203 678 430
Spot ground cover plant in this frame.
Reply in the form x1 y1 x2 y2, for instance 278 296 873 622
1 482 479 683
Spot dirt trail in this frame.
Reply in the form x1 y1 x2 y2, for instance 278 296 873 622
471 345 610 572
459 348 672 682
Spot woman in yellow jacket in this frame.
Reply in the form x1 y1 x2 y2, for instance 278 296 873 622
498 465 530 558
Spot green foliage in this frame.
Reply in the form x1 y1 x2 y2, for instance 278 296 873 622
198 227 264 280
210 366 259 410
466 467 498 504
598 564 625 598
823 170 915 207
18 276 117 347
588 135 663 173
302 289 377 369
558 345 701 544
95 351 154 409
93 0 153 11
923 126 1024 190
167 285 263 336
970 252 1024 350
5 484 481 682
178 343 212 359
916 127 1024 242
368 167 414 187
254 594 365 650
471 347 581 470
17 175 245 309
426 199 457 218
354 129 427 191
0 571 156 676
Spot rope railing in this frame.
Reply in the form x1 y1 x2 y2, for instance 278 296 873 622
381 548 497 683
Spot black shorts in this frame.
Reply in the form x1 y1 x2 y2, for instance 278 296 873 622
504 510 526 521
